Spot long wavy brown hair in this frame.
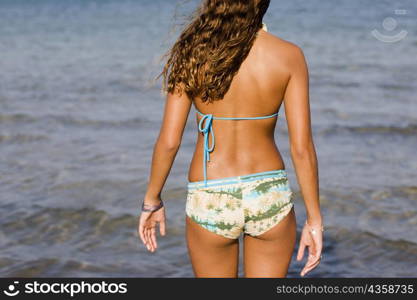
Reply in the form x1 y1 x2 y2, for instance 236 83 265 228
158 0 270 103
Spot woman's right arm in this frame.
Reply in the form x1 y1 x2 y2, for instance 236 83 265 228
283 44 322 276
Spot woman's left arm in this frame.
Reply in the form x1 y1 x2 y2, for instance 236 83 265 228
138 89 192 252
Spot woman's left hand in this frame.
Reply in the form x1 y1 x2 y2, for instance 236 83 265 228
138 198 166 252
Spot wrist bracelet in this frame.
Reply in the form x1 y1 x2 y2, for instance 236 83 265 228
142 200 164 212
305 220 324 235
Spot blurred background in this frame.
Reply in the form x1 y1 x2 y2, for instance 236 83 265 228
0 0 416 277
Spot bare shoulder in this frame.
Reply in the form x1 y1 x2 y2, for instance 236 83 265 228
261 31 307 71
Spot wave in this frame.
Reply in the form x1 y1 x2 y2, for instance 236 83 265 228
0 113 37 124
1 200 417 277
321 124 417 135
312 79 361 88
0 113 151 129
0 205 135 246
0 134 48 144
378 83 415 91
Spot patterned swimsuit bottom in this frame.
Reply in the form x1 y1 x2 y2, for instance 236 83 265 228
186 169 294 239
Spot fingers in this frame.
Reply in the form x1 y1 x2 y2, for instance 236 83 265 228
144 228 150 251
150 227 157 250
138 224 146 246
300 243 322 277
159 219 166 236
146 225 159 252
138 217 147 247
138 216 154 252
138 212 166 253
146 228 155 252
296 241 306 261
297 236 323 276
301 259 320 277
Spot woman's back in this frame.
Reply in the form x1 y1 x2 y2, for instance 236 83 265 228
189 29 297 182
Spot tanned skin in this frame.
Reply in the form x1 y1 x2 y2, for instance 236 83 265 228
138 27 322 278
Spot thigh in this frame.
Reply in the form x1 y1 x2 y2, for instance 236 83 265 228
185 215 239 278
243 207 296 278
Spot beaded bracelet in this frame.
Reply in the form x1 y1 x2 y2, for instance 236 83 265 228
141 200 164 212
305 220 324 235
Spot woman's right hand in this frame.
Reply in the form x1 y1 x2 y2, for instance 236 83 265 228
137 198 166 252
296 220 323 277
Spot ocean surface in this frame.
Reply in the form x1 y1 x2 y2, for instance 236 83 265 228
0 0 416 277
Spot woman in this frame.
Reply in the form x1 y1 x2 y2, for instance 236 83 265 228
138 0 323 278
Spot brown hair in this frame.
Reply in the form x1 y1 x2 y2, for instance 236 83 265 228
158 0 270 103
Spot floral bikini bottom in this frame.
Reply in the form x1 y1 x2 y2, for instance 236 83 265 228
186 169 294 239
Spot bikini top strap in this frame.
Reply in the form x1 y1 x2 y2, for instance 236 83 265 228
195 109 278 120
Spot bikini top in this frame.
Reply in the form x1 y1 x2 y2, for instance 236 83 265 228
196 108 279 186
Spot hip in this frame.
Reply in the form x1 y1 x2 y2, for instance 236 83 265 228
185 168 294 239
